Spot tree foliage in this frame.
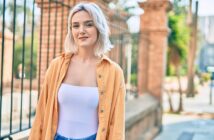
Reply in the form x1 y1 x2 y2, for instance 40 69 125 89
130 33 139 86
167 0 190 112
0 1 38 79
14 34 38 79
0 1 3 16
167 10 190 75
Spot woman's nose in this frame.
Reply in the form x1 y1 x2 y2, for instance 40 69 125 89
79 25 86 34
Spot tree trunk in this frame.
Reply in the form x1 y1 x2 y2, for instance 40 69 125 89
187 0 198 97
166 89 174 112
176 66 183 112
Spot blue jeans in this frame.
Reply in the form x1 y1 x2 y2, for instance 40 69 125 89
54 133 97 140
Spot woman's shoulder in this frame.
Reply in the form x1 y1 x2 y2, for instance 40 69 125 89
102 55 123 75
103 56 125 88
49 52 71 67
47 57 62 70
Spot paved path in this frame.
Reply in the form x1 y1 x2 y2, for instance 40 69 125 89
156 82 214 140
155 114 214 140
163 82 214 114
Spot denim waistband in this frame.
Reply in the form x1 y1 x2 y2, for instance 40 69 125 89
54 133 97 140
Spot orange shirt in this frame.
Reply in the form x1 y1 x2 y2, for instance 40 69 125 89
29 52 126 140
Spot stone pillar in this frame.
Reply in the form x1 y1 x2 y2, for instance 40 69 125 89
0 30 13 86
138 0 171 100
35 0 71 84
138 32 149 95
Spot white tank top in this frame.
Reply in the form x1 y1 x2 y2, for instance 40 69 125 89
56 83 99 139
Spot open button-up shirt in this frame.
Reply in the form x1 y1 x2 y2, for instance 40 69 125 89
29 52 126 140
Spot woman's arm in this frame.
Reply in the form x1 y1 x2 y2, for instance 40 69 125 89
108 69 126 140
28 62 53 140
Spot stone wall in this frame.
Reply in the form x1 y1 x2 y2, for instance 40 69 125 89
126 94 162 140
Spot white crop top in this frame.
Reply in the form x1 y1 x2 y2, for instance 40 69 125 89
56 83 99 139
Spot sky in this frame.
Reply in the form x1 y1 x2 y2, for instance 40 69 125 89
198 0 214 16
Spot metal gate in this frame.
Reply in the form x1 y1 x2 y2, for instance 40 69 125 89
0 0 72 139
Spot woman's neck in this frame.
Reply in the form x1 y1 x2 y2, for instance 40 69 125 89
75 44 101 61
73 49 97 63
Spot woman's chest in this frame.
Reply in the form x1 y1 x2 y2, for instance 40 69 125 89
63 61 97 86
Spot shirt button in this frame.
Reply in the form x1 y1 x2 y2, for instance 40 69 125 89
53 125 57 131
100 109 104 113
98 75 102 78
100 91 104 95
102 128 105 132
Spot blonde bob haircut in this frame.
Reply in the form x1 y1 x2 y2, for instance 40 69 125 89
64 2 113 57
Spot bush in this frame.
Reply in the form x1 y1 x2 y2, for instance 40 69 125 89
14 35 38 79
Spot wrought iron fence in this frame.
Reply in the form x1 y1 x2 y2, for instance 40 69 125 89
0 0 132 139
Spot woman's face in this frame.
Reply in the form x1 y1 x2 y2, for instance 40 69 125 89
71 10 98 49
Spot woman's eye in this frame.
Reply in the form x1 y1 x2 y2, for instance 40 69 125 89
72 25 79 28
86 22 94 27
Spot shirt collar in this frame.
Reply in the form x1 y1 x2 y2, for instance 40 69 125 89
61 52 111 64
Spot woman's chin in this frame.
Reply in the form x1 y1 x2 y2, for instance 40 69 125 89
78 44 94 48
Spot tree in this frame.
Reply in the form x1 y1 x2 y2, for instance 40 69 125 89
0 1 3 16
7 1 30 32
167 9 189 112
14 34 38 79
0 1 38 79
186 0 198 97
0 1 32 33
130 33 139 86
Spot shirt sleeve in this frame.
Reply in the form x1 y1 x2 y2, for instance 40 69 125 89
108 70 126 140
28 62 53 140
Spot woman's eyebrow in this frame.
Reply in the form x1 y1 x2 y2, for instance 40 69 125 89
72 22 79 25
72 20 93 24
84 20 93 23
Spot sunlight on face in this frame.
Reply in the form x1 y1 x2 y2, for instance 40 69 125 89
71 10 98 49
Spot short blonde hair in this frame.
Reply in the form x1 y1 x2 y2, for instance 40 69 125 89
64 2 113 56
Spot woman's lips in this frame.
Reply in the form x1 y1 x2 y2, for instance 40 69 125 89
79 37 88 40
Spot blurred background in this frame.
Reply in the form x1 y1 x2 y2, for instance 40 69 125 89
0 0 214 139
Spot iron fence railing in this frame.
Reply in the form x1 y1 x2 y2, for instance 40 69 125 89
0 1 72 139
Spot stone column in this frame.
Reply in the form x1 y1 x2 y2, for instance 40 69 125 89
138 0 171 100
35 0 71 85
0 30 13 86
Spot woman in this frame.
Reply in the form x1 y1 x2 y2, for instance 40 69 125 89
29 2 125 140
